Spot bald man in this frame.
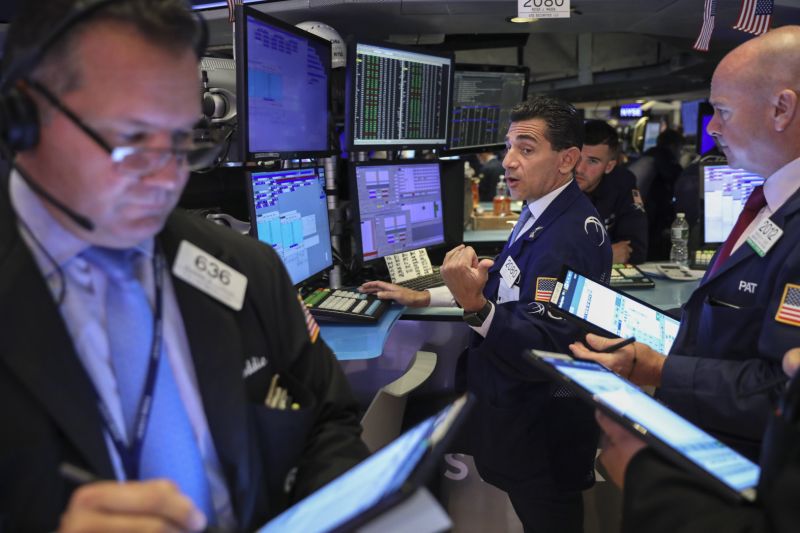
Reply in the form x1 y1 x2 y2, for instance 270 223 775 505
572 26 800 460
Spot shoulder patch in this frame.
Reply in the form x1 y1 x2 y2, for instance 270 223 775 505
297 293 320 343
583 216 607 247
775 284 800 327
535 277 557 302
632 189 645 212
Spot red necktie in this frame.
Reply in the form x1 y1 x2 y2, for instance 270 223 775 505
709 185 767 276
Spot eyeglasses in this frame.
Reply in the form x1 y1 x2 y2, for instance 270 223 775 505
27 80 224 175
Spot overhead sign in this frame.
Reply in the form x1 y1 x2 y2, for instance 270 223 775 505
518 0 570 19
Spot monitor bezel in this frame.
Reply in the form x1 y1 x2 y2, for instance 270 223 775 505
245 165 334 286
441 63 530 155
344 38 455 152
234 5 335 162
349 159 447 265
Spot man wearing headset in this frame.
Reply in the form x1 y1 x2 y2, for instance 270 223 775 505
0 1 367 531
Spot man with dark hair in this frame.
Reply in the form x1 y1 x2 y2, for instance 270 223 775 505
477 150 504 202
576 120 648 264
362 96 612 532
0 1 367 531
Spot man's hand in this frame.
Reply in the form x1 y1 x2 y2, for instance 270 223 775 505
569 333 666 386
359 280 431 307
596 410 647 489
612 240 633 264
59 480 207 533
440 245 494 312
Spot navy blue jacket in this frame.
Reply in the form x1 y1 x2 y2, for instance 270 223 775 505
589 166 649 264
460 179 612 494
660 185 800 459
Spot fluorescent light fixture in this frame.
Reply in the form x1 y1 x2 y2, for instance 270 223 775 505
507 16 539 23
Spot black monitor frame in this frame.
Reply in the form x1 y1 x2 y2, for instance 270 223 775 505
443 63 529 155
245 165 333 286
349 159 447 265
344 38 454 152
234 5 334 162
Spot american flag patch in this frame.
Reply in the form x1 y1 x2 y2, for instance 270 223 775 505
535 277 557 303
775 284 800 327
297 294 320 343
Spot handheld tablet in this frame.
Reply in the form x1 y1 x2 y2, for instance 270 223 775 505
256 394 472 533
550 267 681 354
527 350 760 502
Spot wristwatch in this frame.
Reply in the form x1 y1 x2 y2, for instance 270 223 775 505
463 300 493 327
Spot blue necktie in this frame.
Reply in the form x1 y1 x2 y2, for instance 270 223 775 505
510 205 533 244
82 247 215 520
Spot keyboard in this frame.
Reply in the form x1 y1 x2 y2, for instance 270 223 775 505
397 268 446 291
302 287 390 323
609 264 655 289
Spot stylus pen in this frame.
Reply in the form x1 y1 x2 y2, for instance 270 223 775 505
59 462 228 533
600 336 636 353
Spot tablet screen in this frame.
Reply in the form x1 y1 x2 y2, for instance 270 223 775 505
533 353 760 498
257 397 466 533
554 269 680 353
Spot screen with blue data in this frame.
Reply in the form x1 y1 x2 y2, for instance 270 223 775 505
257 397 467 533
449 68 527 150
555 270 680 354
249 168 332 284
354 162 445 261
241 11 330 156
703 165 766 244
534 355 760 498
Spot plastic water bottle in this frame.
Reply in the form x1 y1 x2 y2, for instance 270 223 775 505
670 212 690 267
493 175 509 216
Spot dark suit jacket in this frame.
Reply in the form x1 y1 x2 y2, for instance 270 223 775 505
0 192 368 532
621 373 800 533
461 180 612 494
589 166 649 264
660 185 800 459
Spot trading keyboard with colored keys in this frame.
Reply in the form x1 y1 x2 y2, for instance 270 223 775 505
302 287 391 323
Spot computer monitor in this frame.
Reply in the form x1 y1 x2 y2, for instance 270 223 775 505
681 99 703 137
234 6 332 161
352 161 446 262
447 65 528 152
702 164 765 244
247 167 333 285
642 121 661 152
697 102 716 155
345 41 453 150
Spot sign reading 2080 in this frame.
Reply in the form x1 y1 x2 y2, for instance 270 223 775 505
518 0 570 19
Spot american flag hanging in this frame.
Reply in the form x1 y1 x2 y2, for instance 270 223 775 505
227 0 243 23
693 0 717 52
733 0 774 35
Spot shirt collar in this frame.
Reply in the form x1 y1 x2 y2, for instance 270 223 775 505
526 178 573 220
763 156 800 213
9 170 153 277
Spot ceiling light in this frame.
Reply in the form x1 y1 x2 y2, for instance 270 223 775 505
507 16 539 23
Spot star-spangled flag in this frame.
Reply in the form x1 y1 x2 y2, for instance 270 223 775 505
535 277 558 303
297 294 320 343
227 0 243 23
775 284 800 327
693 0 717 52
733 0 773 35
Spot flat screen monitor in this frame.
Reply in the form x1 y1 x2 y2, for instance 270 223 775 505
346 41 453 150
247 167 333 285
234 6 332 160
702 164 765 245
681 99 703 137
699 114 715 155
447 65 528 152
352 161 445 262
642 121 661 152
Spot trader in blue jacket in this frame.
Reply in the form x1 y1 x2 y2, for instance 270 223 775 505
361 96 612 532
572 25 800 461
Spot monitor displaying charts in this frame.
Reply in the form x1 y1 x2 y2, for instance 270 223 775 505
702 165 765 244
247 167 332 284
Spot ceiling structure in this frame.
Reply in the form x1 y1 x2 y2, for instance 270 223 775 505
1 0 799 102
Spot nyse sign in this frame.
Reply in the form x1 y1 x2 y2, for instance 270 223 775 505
518 0 570 19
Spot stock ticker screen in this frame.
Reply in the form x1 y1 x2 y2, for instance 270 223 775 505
351 43 451 147
249 168 333 284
